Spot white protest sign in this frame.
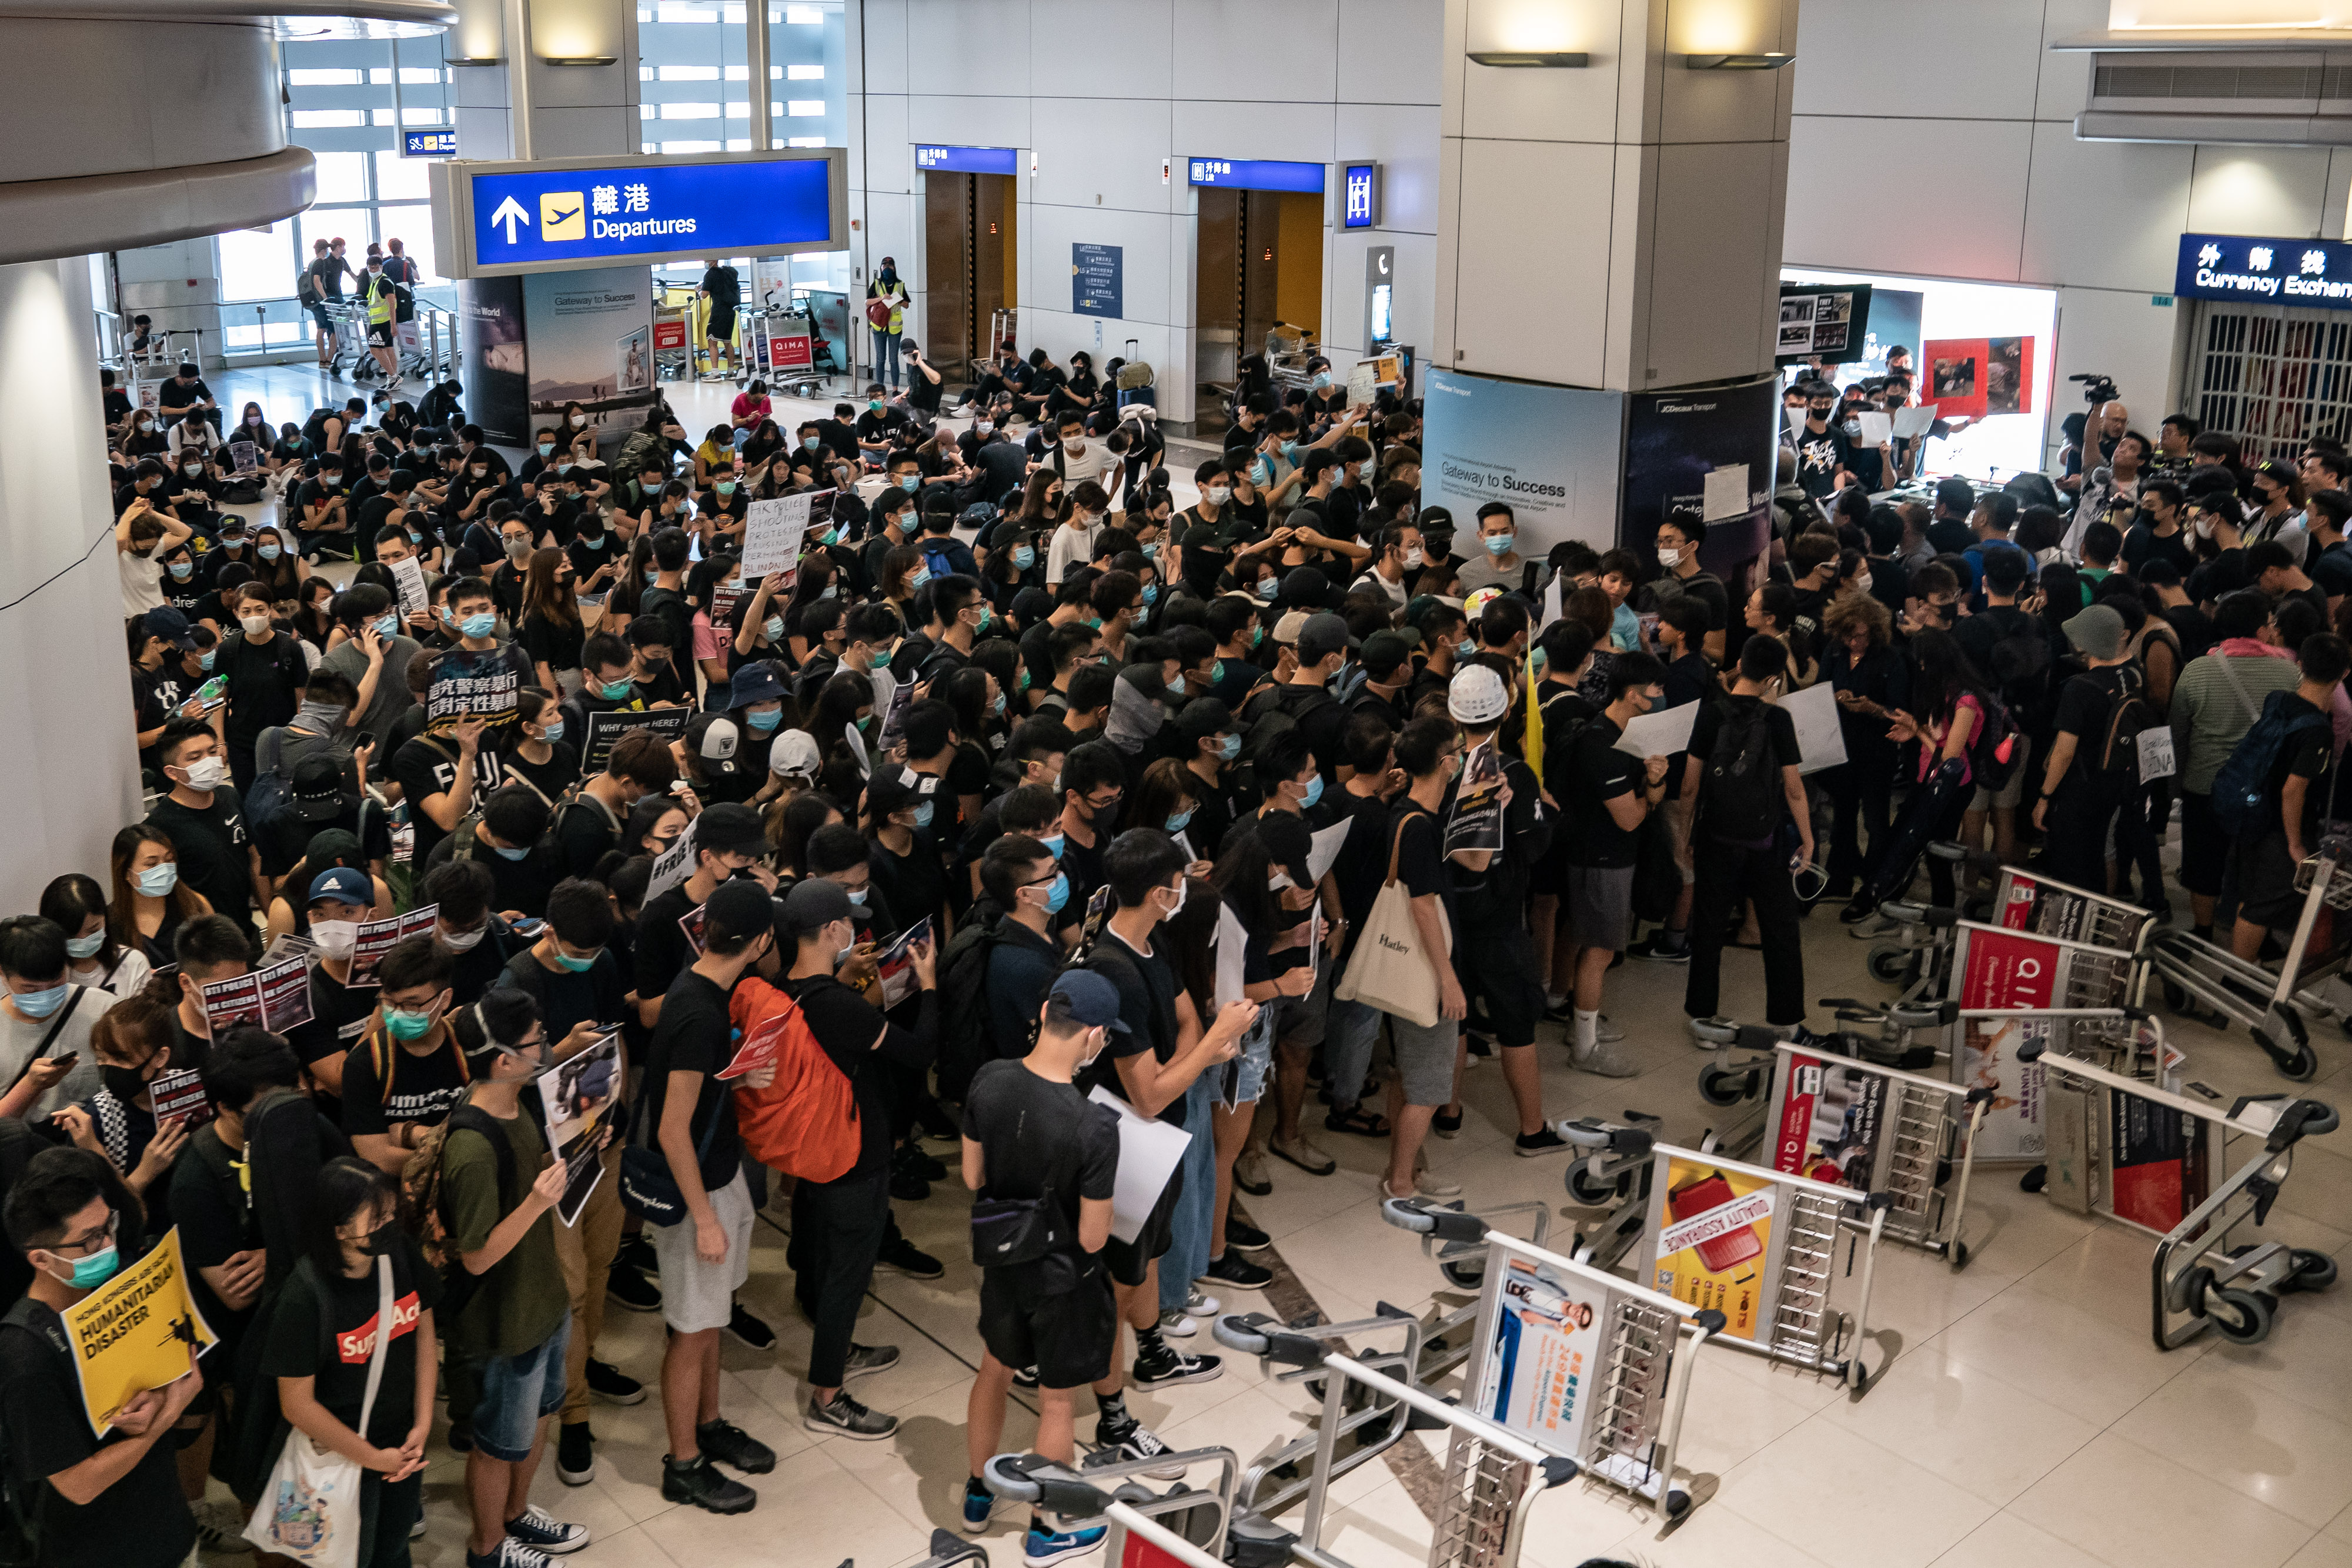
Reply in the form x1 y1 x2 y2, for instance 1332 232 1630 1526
646 811 699 901
1612 699 1698 759
740 489 830 578
1701 464 1750 523
1783 681 1848 776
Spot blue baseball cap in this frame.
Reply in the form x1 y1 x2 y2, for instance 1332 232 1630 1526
1047 970 1131 1035
307 867 372 908
727 663 790 709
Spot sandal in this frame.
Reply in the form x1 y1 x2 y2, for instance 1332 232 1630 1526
1268 1136 1338 1176
1324 1105 1391 1138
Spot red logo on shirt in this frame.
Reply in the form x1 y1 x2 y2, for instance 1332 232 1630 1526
337 1291 422 1363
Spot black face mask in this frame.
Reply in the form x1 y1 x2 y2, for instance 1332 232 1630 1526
102 1063 152 1104
362 1221 400 1258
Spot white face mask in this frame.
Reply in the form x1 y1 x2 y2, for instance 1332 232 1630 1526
1158 881 1186 921
1206 486 1231 506
310 920 359 959
2194 517 2215 540
176 755 228 792
571 414 586 427
437 923 486 952
240 614 271 638
1658 544 1681 568
1401 547 1424 570
1855 571 1873 593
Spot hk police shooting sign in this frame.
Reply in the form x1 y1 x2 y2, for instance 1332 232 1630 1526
431 149 849 279
2176 233 2352 309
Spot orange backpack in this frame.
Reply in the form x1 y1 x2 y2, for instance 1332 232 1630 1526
727 977 861 1182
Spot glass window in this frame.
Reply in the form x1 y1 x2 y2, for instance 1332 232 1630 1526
313 151 369 203
291 109 367 129
288 68 364 86
300 208 375 263
374 149 430 201
378 208 436 282
786 98 823 116
220 219 298 304
787 62 822 78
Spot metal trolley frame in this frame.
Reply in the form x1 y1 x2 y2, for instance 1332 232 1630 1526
1860 844 2159 999
983 1447 1241 1568
2020 1042 2340 1349
2146 838 2352 1081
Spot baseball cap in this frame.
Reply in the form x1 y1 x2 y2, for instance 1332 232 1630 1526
1361 630 1412 677
690 713 741 775
867 766 936 818
142 607 199 650
770 728 822 779
704 879 777 944
1448 665 1511 725
1297 612 1357 664
1272 610 1312 647
1045 970 1131 1035
781 877 871 933
2063 603 2126 661
289 756 353 824
306 866 372 908
693 801 768 857
727 664 790 710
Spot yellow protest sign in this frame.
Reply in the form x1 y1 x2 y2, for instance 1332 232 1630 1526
59 1227 216 1434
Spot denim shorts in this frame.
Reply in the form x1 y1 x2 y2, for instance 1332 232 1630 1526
470 1314 572 1462
1230 1008 1275 1104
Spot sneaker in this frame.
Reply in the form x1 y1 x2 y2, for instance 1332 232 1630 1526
1011 1365 1041 1390
1595 1015 1626 1043
662 1453 757 1514
696 1417 777 1475
1628 932 1690 964
1515 1127 1572 1156
619 1234 659 1275
1201 1252 1273 1290
556 1422 596 1486
1432 1109 1464 1139
503 1505 590 1556
193 1497 254 1553
961 1478 995 1534
874 1236 944 1279
1098 1413 1185 1480
890 1168 931 1202
412 1518 426 1540
1132 1343 1222 1388
1181 1287 1221 1316
1223 1218 1270 1253
1849 913 1897 940
1571 1040 1641 1078
1157 1308 1199 1337
605 1266 661 1313
1023 1523 1109 1567
586 1358 644 1405
804 1390 898 1440
1413 1156 1463 1199
844 1341 901 1379
1838 897 1879 926
1232 1149 1272 1197
726 1302 776 1350
895 1142 947 1182
467 1540 553 1568
1542 995 1575 1024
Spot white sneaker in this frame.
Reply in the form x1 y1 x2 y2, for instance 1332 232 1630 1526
1181 1288 1220 1317
1571 1040 1642 1078
1157 1308 1199 1338
1595 1015 1626 1043
1413 1152 1463 1199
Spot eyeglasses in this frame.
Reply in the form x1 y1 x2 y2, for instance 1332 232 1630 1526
52 1210 119 1258
1085 791 1123 810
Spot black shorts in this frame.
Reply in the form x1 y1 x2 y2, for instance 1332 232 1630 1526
2179 790 2229 897
706 306 737 340
1102 1162 1182 1288
980 1262 1116 1389
2234 826 2304 927
1454 921 1543 1048
366 320 394 347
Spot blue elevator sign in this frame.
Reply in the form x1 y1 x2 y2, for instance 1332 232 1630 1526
1341 162 1378 229
915 145 1018 176
1186 158 1325 194
429 149 848 279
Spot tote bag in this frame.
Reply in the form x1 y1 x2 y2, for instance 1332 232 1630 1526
1334 815 1451 1028
244 1255 393 1568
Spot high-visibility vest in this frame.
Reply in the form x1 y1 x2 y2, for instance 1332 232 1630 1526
365 273 395 325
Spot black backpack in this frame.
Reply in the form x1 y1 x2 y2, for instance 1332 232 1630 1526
2086 666 2162 788
933 903 1009 1103
1699 698 1780 841
0 1299 60 1568
1981 607 2054 720
1240 682 1336 764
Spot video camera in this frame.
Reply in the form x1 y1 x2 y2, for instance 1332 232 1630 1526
2070 372 2120 405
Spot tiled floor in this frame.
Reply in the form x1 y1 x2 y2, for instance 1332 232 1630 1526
200 360 2352 1568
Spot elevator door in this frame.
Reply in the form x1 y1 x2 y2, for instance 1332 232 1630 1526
923 172 1016 379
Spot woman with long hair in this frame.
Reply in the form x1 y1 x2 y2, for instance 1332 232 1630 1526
501 688 580 804
592 794 690 886
248 524 305 604
685 554 743 697
1820 594 1907 905
1014 469 1065 531
292 575 339 653
766 790 841 885
1123 757 1205 868
517 547 583 697
2246 457 2307 554
108 824 211 964
808 669 876 808
936 667 1001 828
56 994 189 1218
1746 582 1819 687
41 873 152 995
878 544 924 626
1849 628 1996 919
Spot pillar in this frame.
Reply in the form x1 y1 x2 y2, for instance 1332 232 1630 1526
1434 0 1799 393
0 259 145 907
451 0 641 161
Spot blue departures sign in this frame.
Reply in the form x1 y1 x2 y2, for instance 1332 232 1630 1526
2176 232 2352 310
1187 158 1325 194
435 150 845 278
915 145 1019 176
402 129 457 158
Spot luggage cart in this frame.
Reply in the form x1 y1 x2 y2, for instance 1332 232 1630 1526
2019 1039 2340 1348
983 1446 1254 1568
1207 1316 1587 1568
325 300 373 381
1862 842 2160 996
1370 1206 1724 1539
652 297 693 382
846 1529 985 1568
1557 1111 1663 1272
746 306 823 397
2145 836 2352 1081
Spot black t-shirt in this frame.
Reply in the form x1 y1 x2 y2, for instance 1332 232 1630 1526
2163 603 2219 663
2187 548 2250 607
868 832 948 934
286 965 378 1125
2050 667 2131 803
423 830 564 920
0 1278 198 1568
170 1127 258 1361
1686 696 1803 841
260 1242 441 1447
2310 540 2352 603
146 791 250 922
2121 523 2197 579
219 630 305 746
634 882 705 1005
1078 931 1184 1125
502 740 581 806
961 1057 1119 1262
390 735 506 863
1563 717 1642 867
499 948 627 1046
1792 423 1851 499
339 1029 471 1141
2264 691 2333 838
1392 801 1446 900
643 969 742 1191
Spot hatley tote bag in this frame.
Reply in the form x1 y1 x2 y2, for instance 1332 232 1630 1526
1334 814 1451 1028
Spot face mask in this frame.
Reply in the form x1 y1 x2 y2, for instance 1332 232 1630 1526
868 646 894 671
538 443 555 456
599 677 633 701
57 1242 120 1290
1044 871 1070 914
198 650 216 671
1855 571 1874 593
1298 774 1325 810
1008 544 1037 573
65 931 105 961
1401 547 1424 571
321 475 342 490
492 844 530 862
2194 517 2214 539
1250 457 1272 485
746 707 783 733
1280 441 1299 460
240 614 271 638
246 414 263 427
100 1055 156 1102
900 475 920 493
219 539 245 554
1141 540 1160 559
716 480 737 497
1842 420 1863 440
1456 636 1477 661
1484 533 1515 557
310 920 359 959
1255 580 1278 601
438 925 485 952
1040 833 1065 860
1158 881 1187 920
136 862 179 897
868 400 884 413
384 1004 439 1039
645 568 660 584
1165 809 1194 833
176 755 228 792
845 885 869 905
168 561 193 580
1204 485 1232 507
139 420 155 434
258 544 282 561
12 984 69 1020
182 462 203 476
572 414 587 428
1165 674 1185 701
1207 733 1240 765
373 613 401 638
459 612 497 640
1141 584 1159 607
803 436 820 452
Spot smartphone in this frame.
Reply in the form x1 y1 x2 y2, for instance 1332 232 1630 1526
42 1052 77 1071
509 918 546 938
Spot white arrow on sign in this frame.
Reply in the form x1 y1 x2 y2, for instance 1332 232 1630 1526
489 196 531 245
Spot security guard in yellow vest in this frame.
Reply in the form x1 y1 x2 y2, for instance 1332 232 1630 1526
360 252 402 389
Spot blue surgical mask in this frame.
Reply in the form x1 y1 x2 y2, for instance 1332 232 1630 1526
803 436 820 451
384 1006 436 1041
554 950 598 973
136 863 179 898
64 1243 120 1289
459 612 497 640
747 707 782 733
716 480 737 496
819 584 838 600
167 561 193 580
901 475 920 493
1040 834 1065 860
1484 533 1515 557
846 885 869 905
870 647 893 670
1167 674 1184 698
1217 734 1241 762
908 569 931 591
1142 541 1159 558
258 544 282 561
1250 457 1271 485
599 677 634 701
1165 810 1193 832
1299 774 1325 810
493 844 530 862
912 802 935 829
1280 441 1298 460
991 693 1007 716
1458 636 1477 660
1141 584 1158 607
198 650 216 671
538 443 554 456
1255 580 1278 601
1044 871 1070 914
541 718 565 743
65 932 105 961
374 613 400 637
764 616 785 642
11 984 69 1019
645 568 660 584
1012 545 1035 571
1311 371 1332 389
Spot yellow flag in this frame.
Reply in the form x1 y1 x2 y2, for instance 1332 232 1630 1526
60 1226 217 1435
1524 647 1545 790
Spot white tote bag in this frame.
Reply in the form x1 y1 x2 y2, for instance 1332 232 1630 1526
244 1255 394 1568
1334 815 1451 1028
